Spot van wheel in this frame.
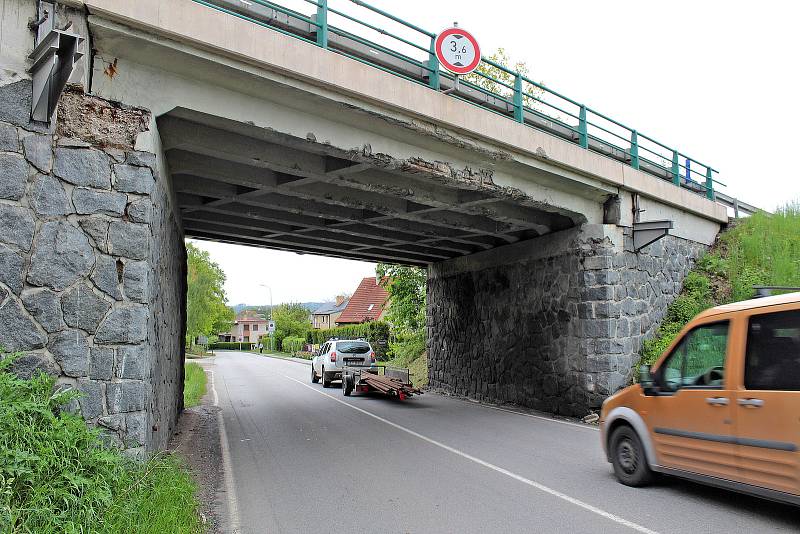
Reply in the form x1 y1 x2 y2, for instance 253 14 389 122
322 367 331 388
311 365 319 383
610 425 653 487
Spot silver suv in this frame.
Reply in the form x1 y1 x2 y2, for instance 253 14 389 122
311 339 376 387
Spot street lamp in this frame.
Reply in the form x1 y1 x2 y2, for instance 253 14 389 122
259 284 273 351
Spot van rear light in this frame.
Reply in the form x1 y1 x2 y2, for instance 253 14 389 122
370 351 376 363
330 351 337 362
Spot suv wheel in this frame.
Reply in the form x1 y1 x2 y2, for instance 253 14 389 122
610 425 654 487
322 367 331 388
311 365 319 383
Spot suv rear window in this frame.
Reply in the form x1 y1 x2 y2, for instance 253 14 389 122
336 341 370 354
745 309 800 391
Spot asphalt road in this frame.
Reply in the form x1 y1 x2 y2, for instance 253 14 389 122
207 351 799 534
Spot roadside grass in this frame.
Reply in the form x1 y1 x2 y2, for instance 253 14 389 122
0 353 203 533
639 203 800 368
184 362 207 408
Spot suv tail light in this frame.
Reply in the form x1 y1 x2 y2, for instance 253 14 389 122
370 351 376 363
330 351 337 362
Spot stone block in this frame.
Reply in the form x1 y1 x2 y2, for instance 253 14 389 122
124 151 156 168
49 329 90 377
0 124 19 151
92 254 123 300
107 381 146 413
0 204 35 251
594 301 620 318
98 414 125 431
0 245 24 294
53 148 111 189
117 345 149 379
22 134 53 173
114 164 154 194
77 379 104 419
108 221 149 260
89 347 114 381
583 255 611 270
127 198 151 224
78 217 110 250
95 304 148 344
0 153 28 200
62 284 111 334
7 351 60 379
124 411 148 447
582 286 614 302
27 221 95 291
72 187 126 216
123 261 148 302
22 288 65 333
30 173 73 217
0 80 34 128
0 297 47 352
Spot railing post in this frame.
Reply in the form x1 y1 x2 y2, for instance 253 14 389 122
578 105 588 149
427 36 440 90
705 167 714 200
629 130 639 170
671 150 680 186
513 74 524 123
316 0 328 48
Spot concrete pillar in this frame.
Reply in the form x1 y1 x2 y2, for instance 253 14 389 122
427 224 707 416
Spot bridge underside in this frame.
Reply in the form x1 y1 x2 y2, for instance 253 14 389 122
159 109 579 266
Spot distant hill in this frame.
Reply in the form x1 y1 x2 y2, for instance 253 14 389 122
231 302 326 314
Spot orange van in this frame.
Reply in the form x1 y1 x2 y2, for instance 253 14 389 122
600 292 800 505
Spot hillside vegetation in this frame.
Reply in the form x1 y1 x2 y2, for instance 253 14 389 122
640 203 800 367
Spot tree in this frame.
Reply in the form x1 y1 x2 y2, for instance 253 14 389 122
376 264 426 334
185 243 234 345
464 48 543 110
272 303 311 351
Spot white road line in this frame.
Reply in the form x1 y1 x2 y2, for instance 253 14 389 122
209 369 243 534
283 375 660 534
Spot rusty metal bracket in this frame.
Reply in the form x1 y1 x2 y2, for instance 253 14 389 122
633 220 673 252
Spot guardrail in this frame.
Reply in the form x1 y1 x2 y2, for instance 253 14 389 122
193 0 756 214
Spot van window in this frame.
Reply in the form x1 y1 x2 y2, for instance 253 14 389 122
658 321 729 392
744 310 800 391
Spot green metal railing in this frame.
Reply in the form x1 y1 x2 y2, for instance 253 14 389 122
194 0 721 200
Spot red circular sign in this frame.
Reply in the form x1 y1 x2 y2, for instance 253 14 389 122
435 28 481 75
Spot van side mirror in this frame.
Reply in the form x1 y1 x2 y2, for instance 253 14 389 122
639 365 657 395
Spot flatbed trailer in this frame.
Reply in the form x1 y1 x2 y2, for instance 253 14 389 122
341 365 423 400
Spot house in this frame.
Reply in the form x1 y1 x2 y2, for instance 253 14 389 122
312 295 349 329
336 276 390 325
218 310 268 343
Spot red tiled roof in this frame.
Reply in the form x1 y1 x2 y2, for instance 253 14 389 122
336 277 389 324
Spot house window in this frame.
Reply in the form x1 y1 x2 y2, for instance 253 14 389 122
253 324 258 331
244 324 249 331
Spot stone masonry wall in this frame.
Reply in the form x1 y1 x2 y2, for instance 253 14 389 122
0 80 185 454
427 224 707 416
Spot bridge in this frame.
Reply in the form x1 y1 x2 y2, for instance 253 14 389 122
0 0 750 452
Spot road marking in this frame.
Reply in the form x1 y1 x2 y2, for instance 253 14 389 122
209 369 243 534
283 375 659 534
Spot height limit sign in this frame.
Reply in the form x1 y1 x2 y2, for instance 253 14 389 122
435 27 481 75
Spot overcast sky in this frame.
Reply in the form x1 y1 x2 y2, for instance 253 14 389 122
191 0 800 306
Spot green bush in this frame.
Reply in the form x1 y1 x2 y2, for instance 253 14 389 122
208 341 255 350
0 354 202 533
281 336 306 355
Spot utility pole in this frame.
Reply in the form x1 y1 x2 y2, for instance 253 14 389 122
259 284 273 351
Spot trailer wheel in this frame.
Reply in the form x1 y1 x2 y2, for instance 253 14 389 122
343 373 353 396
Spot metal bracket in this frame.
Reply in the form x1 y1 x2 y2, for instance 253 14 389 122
28 28 84 123
632 220 673 252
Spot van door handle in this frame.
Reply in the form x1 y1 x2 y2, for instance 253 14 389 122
706 397 729 406
738 398 764 408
